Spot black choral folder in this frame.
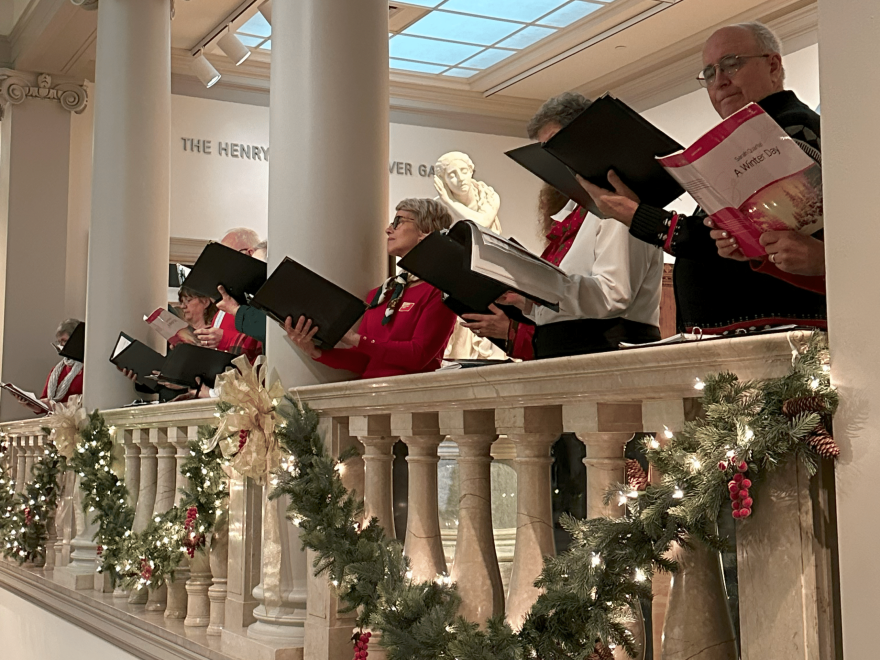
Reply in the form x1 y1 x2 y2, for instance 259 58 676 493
59 321 85 363
108 332 166 386
249 258 368 350
182 242 267 305
542 94 685 208
152 344 235 389
505 143 604 218
396 229 530 323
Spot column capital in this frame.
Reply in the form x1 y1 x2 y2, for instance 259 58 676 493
70 0 99 10
0 69 88 118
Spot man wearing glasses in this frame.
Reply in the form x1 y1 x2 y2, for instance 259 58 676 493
579 22 826 336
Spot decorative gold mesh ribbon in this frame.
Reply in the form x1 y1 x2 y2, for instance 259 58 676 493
44 395 87 459
206 355 287 607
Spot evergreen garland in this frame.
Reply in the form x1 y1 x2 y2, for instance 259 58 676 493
0 433 66 564
271 334 837 660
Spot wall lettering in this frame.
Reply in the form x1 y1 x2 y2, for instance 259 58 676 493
181 137 269 162
389 161 435 178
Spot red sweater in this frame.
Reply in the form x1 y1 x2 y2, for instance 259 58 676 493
316 282 457 379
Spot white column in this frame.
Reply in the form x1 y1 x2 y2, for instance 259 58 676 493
392 413 446 581
497 407 562 630
264 0 388 386
816 3 879 656
81 0 171 410
0 72 87 421
440 410 504 624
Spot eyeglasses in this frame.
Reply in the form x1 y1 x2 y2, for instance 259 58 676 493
697 54 770 88
390 215 418 230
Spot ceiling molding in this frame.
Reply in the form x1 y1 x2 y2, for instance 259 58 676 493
170 237 209 265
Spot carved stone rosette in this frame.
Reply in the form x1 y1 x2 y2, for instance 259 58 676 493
0 71 89 119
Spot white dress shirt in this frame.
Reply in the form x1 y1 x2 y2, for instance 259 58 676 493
527 201 663 327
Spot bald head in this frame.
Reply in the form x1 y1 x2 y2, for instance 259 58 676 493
702 22 785 118
220 227 261 255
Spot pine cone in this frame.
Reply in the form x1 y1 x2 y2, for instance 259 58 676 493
808 424 840 459
782 395 826 419
587 641 615 660
625 459 648 491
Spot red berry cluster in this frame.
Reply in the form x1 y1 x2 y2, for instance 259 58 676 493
719 458 753 519
96 544 103 556
238 429 249 451
184 506 203 558
23 506 32 526
140 557 152 581
352 631 371 660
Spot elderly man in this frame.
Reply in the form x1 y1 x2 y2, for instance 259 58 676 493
580 21 826 335
220 227 261 255
463 91 663 358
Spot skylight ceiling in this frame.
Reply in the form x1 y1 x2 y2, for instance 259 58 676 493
235 0 612 78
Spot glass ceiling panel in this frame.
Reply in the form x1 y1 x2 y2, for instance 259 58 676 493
390 34 483 66
403 11 522 46
538 1 604 28
238 12 271 38
234 0 617 80
440 0 570 23
496 25 557 49
458 48 516 70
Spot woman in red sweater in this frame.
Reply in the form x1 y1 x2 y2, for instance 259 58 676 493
285 198 457 379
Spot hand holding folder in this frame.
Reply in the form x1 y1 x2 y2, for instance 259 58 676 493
181 242 267 305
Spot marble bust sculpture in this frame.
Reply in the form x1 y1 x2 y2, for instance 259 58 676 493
433 151 502 234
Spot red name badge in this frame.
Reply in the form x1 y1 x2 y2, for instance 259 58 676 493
399 302 415 312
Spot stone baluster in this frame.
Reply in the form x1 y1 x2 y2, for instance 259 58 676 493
6 435 19 483
440 410 504 623
54 472 101 590
15 436 28 492
392 413 446 581
111 428 141 598
350 415 397 535
221 470 262 637
146 427 175 611
303 417 361 660
129 428 157 605
208 513 229 636
641 398 688 654
22 437 36 488
498 407 562 630
185 546 213 627
164 426 194 619
566 402 646 660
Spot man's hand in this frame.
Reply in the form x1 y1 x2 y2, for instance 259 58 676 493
704 218 749 261
116 367 138 382
194 327 223 349
216 285 240 317
461 304 510 339
760 231 826 276
284 316 323 359
576 170 640 226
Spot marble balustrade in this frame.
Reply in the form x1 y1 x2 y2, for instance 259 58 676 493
0 334 839 660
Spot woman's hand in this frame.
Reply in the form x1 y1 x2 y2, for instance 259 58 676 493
116 366 138 382
576 170 640 226
284 316 323 359
704 218 749 261
194 327 223 349
216 285 240 317
760 231 826 276
461 304 511 339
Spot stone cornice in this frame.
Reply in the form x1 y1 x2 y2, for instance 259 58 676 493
69 0 99 9
0 68 88 118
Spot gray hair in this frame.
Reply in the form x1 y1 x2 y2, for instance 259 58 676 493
56 318 80 339
255 239 267 251
220 227 261 250
527 92 592 140
732 21 785 81
396 198 454 234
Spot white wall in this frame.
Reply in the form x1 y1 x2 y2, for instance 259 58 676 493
0 587 139 660
169 94 544 252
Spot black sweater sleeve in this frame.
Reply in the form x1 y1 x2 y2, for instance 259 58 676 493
629 204 718 260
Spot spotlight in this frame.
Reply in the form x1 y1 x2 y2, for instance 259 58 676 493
217 30 252 66
191 53 221 88
258 1 271 24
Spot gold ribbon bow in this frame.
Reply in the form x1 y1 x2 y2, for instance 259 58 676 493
45 395 87 459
